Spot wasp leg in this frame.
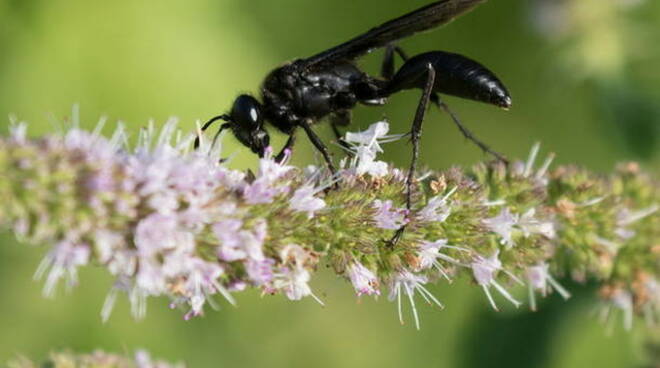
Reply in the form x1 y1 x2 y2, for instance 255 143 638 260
300 119 339 184
381 44 410 80
384 50 508 164
432 96 509 164
389 63 436 247
194 115 232 150
275 130 296 163
193 117 234 163
330 111 353 155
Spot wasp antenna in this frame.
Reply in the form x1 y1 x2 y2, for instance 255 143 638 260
194 114 231 149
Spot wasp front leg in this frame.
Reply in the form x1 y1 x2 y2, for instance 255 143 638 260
299 119 340 186
275 130 296 163
330 111 354 155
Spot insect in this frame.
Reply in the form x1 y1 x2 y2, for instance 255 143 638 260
196 0 511 243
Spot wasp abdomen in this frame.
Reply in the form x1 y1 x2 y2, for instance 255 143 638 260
386 51 511 109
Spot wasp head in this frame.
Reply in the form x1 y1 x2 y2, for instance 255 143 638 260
229 94 270 157
196 94 271 157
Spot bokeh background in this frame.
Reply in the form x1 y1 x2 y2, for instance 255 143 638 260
0 0 659 367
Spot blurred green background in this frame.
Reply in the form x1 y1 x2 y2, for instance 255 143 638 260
0 0 658 367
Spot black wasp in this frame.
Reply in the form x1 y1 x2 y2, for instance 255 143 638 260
195 0 511 242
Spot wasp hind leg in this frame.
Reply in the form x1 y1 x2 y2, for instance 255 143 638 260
385 49 508 164
389 63 436 247
431 96 509 164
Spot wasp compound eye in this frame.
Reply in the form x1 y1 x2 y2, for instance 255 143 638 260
232 95 262 128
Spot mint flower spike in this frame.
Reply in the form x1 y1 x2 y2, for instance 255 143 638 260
8 349 185 368
0 116 658 330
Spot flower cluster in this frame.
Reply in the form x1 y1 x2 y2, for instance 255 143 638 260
0 115 658 330
8 349 184 368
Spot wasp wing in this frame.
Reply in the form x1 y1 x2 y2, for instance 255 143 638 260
301 0 487 69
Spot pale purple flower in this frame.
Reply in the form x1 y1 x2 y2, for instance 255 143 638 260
135 251 235 320
127 152 176 207
289 184 326 218
213 219 266 262
373 199 408 229
106 249 138 278
93 229 125 264
246 258 275 286
613 290 635 331
354 146 389 177
614 227 636 240
63 127 120 163
135 259 167 295
417 187 456 223
182 257 234 318
256 146 293 182
85 167 116 193
347 262 380 296
344 121 391 151
168 155 219 198
482 207 518 248
134 214 193 257
471 251 502 286
108 276 150 320
271 244 323 304
242 147 294 204
388 270 444 330
243 180 290 204
515 142 554 184
600 289 635 331
128 282 150 320
101 277 133 322
273 266 319 303
228 280 248 292
615 205 658 240
471 251 522 311
343 121 403 178
34 241 91 297
146 191 179 214
518 208 556 239
213 219 244 261
177 205 211 229
526 262 571 311
415 239 466 280
279 243 312 266
240 224 267 261
216 166 247 190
